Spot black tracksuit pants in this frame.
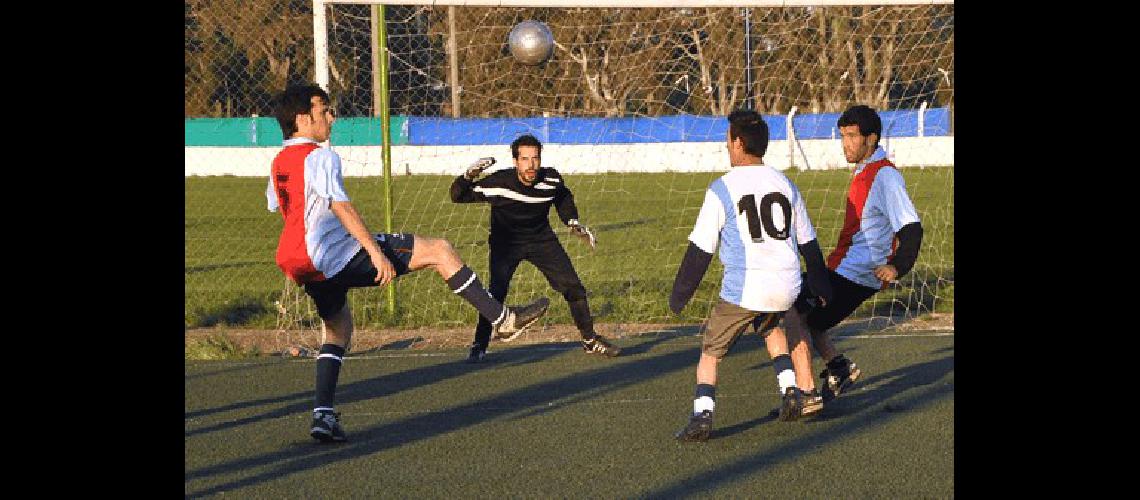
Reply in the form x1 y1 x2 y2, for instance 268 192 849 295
473 238 594 346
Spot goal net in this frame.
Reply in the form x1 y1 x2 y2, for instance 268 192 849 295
184 0 953 345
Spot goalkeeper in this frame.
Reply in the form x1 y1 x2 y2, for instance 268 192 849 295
450 134 621 362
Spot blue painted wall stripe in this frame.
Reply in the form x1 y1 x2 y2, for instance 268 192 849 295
185 108 950 146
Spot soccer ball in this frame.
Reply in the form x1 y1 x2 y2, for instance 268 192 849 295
508 20 554 65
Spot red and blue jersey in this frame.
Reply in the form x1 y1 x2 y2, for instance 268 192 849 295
266 138 361 283
827 147 921 290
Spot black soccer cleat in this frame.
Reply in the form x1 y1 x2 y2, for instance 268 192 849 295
310 410 347 443
778 387 805 422
493 297 550 342
466 343 487 363
675 410 714 443
582 335 621 357
820 359 862 402
800 388 824 418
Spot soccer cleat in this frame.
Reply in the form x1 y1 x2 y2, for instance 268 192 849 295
310 410 347 443
778 387 805 422
582 335 621 357
675 410 714 443
466 343 487 363
820 359 862 402
492 297 550 342
800 388 824 418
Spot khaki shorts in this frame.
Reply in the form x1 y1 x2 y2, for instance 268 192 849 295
702 299 785 359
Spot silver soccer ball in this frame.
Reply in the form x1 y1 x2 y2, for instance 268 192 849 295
508 20 554 65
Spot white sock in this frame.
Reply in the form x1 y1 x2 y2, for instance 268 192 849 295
777 370 796 394
693 396 715 415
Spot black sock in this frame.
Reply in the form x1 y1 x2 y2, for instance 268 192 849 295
568 299 596 340
827 354 849 371
314 344 346 412
447 266 508 325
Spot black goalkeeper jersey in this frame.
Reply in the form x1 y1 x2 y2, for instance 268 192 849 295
450 167 579 245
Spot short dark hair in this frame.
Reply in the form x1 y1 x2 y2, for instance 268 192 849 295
727 110 769 157
511 134 543 158
272 83 331 139
837 105 882 146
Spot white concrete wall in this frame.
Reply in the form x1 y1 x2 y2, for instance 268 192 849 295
185 136 953 177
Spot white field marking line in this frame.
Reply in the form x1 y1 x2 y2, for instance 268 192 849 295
186 332 954 366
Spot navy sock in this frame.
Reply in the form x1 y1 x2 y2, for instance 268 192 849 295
314 344 346 411
447 266 508 325
693 383 716 414
773 354 793 375
695 383 716 400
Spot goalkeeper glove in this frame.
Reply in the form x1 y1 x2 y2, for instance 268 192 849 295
567 219 596 250
464 157 496 180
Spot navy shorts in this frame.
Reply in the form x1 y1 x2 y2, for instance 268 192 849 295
303 233 415 319
793 269 879 333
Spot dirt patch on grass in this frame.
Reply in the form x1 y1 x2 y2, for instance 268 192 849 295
186 313 952 358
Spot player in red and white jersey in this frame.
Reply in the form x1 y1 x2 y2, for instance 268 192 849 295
669 110 834 442
266 84 550 443
784 104 924 410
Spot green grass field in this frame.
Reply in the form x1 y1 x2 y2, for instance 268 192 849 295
185 331 954 497
186 168 953 330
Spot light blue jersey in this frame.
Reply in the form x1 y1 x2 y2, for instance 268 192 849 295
688 165 816 312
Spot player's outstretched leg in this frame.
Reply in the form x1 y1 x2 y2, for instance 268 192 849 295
819 349 862 403
536 243 622 357
811 328 860 401
408 235 549 342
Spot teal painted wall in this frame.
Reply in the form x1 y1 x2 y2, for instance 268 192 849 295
185 116 409 146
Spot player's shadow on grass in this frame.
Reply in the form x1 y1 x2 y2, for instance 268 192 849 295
185 334 697 496
184 342 567 436
642 351 954 498
184 359 286 382
594 217 657 233
185 261 262 274
187 297 270 328
807 350 954 421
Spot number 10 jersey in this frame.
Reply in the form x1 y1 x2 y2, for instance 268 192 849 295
688 164 817 312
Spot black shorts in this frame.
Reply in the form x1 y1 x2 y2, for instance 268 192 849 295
794 269 879 333
303 233 415 319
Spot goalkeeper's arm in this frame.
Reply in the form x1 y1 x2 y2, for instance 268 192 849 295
669 242 713 314
450 157 496 203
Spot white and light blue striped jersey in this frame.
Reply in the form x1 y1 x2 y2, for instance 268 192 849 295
688 164 817 312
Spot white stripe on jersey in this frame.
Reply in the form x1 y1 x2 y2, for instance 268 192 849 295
473 186 554 203
534 182 556 190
